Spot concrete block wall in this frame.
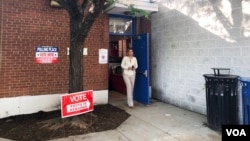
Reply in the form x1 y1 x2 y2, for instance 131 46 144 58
151 0 250 115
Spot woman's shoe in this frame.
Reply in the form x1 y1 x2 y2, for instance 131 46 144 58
129 106 134 109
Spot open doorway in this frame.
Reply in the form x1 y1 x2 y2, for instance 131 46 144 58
107 15 151 105
107 14 135 102
108 34 151 105
108 35 131 101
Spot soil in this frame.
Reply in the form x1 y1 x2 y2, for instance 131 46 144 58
0 104 130 141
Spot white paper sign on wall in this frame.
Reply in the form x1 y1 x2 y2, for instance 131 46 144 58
99 49 108 64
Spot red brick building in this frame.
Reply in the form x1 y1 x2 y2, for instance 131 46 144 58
0 0 155 118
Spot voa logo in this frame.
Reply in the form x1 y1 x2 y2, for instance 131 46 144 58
226 129 246 136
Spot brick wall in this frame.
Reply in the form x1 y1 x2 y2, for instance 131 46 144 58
83 14 109 91
137 17 151 34
0 0 2 79
0 0 109 98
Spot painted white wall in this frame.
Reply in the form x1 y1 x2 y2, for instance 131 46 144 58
151 0 250 115
0 90 108 119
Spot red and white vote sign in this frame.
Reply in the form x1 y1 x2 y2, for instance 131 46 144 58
61 90 94 118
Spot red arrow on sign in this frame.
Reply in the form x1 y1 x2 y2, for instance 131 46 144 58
61 90 94 118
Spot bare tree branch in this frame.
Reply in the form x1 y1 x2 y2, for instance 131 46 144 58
53 0 70 11
79 0 105 39
80 0 90 15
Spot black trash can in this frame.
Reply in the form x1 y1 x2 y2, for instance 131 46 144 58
203 72 239 131
239 77 250 125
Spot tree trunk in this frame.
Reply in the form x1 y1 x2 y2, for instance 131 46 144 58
63 0 105 93
69 37 83 93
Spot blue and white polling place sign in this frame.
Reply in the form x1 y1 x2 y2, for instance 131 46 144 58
35 46 58 64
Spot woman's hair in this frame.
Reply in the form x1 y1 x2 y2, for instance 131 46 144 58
127 48 133 52
127 48 134 56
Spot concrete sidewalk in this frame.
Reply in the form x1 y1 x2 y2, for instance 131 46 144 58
49 93 221 141
0 92 222 141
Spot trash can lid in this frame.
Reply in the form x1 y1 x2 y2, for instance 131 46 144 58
203 74 238 79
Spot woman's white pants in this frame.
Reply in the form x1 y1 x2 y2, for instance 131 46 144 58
122 74 136 107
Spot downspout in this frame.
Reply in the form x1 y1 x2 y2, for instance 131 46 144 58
0 0 3 71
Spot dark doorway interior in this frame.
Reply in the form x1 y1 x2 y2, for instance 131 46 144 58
108 35 131 95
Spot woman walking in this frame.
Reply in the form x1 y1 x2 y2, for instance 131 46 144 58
121 48 138 108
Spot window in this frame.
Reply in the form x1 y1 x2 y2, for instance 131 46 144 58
118 40 127 57
109 15 135 35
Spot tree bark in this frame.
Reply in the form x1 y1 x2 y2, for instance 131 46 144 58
69 34 83 93
65 0 105 93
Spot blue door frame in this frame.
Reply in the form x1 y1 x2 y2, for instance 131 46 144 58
108 14 150 105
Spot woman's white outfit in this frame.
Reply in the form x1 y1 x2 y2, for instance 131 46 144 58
121 56 138 107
